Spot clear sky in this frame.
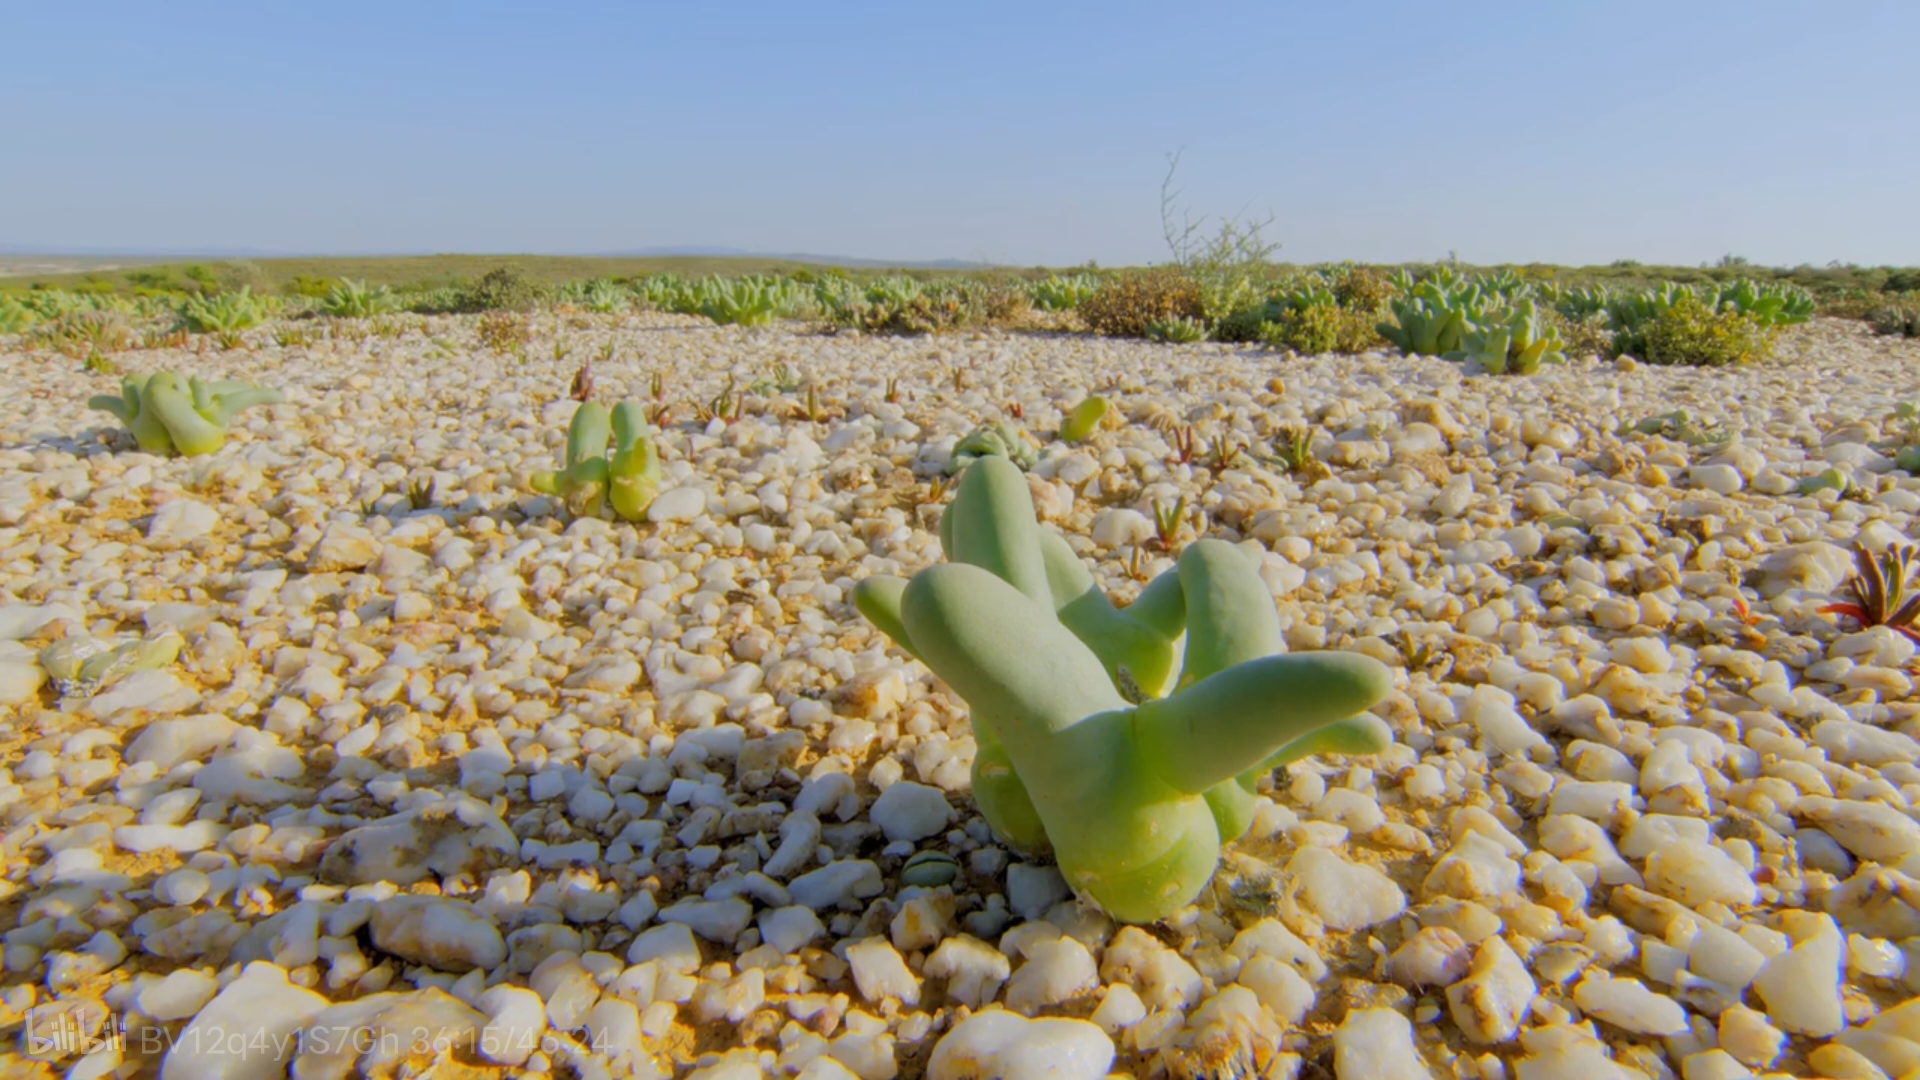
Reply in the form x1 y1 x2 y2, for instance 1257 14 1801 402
4 1 1915 268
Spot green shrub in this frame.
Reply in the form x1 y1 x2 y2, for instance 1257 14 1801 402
1871 301 1920 338
456 265 553 312
0 297 36 334
1331 266 1393 312
1638 291 1773 366
1078 272 1204 338
816 277 1027 335
1261 304 1381 354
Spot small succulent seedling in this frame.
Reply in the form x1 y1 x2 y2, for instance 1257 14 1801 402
530 401 663 521
405 475 435 512
1169 425 1199 466
650 373 667 401
945 421 1038 475
884 376 901 404
569 361 595 403
1207 434 1243 471
1822 542 1920 645
1152 495 1191 553
853 456 1392 923
88 372 283 457
1060 396 1110 444
1006 401 1025 420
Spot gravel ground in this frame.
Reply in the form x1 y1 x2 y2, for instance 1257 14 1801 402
2 313 1920 1080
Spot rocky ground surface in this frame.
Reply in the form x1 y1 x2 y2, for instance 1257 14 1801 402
2 312 1920 1080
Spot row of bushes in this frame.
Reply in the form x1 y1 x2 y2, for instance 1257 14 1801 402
7 263 1911 369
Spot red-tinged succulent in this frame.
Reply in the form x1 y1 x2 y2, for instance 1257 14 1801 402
1821 542 1920 644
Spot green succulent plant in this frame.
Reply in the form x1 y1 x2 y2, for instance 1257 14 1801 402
1146 316 1208 344
1377 279 1494 357
853 456 1393 923
1445 299 1567 375
88 372 284 456
1029 273 1102 311
946 421 1038 475
175 288 268 334
1060 397 1110 444
530 401 662 521
319 279 399 319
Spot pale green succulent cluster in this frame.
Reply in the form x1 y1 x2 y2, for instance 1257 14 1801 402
854 455 1393 923
87 372 284 457
1446 299 1567 375
530 402 663 521
945 421 1038 476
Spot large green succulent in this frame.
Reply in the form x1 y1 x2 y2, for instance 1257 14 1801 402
1445 299 1567 375
853 456 1393 923
88 372 284 456
530 401 662 521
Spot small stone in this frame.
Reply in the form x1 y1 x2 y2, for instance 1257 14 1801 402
1446 937 1536 1044
647 487 707 523
148 500 218 547
1006 863 1070 921
1571 972 1689 1036
1751 925 1845 1037
1287 846 1406 930
868 781 953 843
1332 1007 1432 1080
927 1011 1114 1080
307 524 381 572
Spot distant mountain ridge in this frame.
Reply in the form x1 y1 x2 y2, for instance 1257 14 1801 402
0 243 994 269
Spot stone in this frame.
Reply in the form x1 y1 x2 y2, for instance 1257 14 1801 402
367 896 506 972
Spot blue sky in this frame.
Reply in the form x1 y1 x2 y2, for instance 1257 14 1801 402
4 1 1915 267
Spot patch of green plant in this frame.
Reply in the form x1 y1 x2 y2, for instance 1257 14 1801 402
1030 273 1102 311
88 372 283 456
816 276 1026 335
34 311 132 358
1078 271 1205 338
1871 300 1920 338
1711 278 1814 328
529 401 662 521
1377 283 1483 355
1617 409 1729 447
175 288 268 335
850 455 1392 923
455 265 553 312
319 279 399 319
1638 290 1773 367
0 297 37 334
1445 299 1566 375
477 311 533 354
1147 316 1207 343
946 421 1037 475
